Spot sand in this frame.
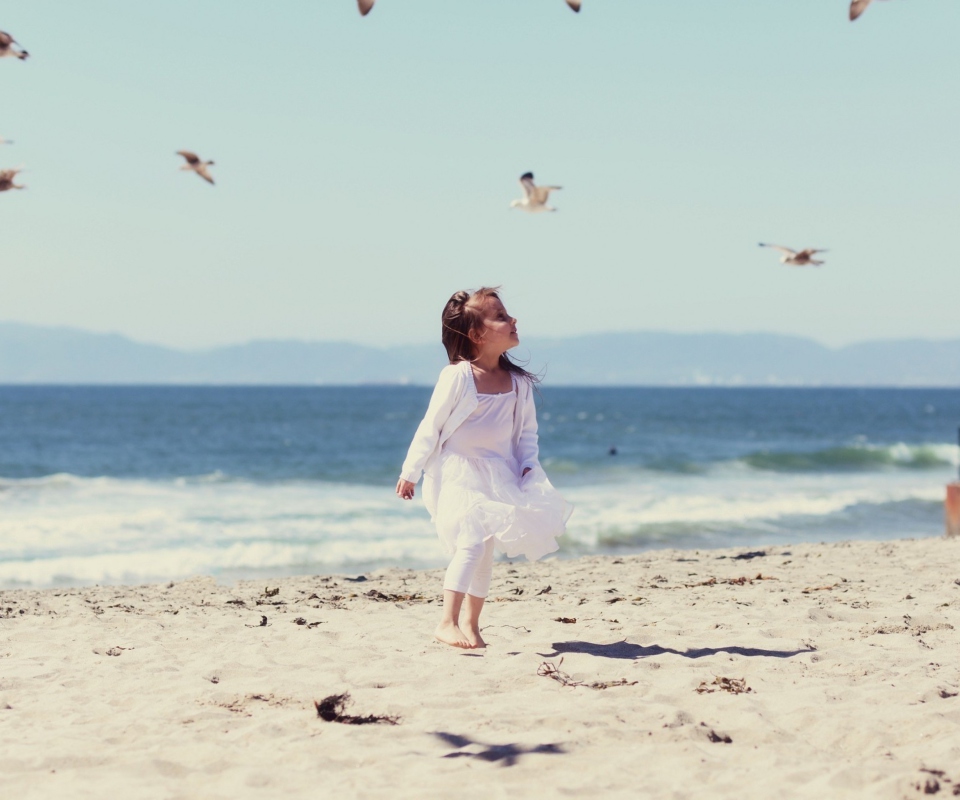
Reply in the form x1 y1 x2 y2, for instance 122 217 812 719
1 537 959 799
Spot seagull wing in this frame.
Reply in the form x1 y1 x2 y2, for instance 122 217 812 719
196 166 215 185
358 0 375 16
849 0 874 20
0 168 19 189
566 0 582 12
533 185 561 204
758 243 797 257
520 173 537 200
177 150 200 165
0 31 13 47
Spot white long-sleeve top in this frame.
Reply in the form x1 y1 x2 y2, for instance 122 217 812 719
399 360 541 517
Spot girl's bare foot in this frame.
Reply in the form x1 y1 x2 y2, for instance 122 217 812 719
463 626 486 649
434 621 471 648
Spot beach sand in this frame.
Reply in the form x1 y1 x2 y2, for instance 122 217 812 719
2 537 959 799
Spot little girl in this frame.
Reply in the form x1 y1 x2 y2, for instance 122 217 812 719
396 287 572 649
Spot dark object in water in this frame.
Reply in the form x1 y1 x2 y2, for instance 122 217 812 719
314 692 399 725
608 445 618 456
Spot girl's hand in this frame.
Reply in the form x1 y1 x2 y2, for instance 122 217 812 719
396 479 416 500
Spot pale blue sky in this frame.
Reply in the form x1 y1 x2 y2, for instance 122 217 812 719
2 0 958 350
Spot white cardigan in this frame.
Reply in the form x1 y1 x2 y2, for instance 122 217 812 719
399 360 541 515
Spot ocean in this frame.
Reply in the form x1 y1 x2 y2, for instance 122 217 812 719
1 386 957 589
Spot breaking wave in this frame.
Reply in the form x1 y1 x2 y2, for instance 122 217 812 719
740 442 958 473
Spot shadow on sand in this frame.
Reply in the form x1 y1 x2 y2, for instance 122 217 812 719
538 640 814 661
433 731 565 767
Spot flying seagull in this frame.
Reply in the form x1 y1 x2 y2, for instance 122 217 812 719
176 150 215 185
0 168 25 192
511 172 562 213
0 30 28 60
759 243 827 267
850 0 889 20
567 0 582 11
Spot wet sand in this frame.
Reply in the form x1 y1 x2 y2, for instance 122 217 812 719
1 537 958 799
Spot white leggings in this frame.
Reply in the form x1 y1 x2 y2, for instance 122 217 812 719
443 537 496 598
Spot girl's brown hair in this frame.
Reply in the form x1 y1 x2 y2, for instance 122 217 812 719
441 287 540 384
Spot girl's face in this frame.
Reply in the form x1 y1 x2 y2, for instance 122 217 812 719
471 295 519 355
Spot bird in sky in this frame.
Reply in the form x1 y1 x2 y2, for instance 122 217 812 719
850 0 888 21
176 151 215 185
0 168 26 192
567 0 582 11
511 172 562 213
0 30 28 60
759 243 827 267
0 137 13 145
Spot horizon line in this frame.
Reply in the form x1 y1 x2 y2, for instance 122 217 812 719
2 319 959 353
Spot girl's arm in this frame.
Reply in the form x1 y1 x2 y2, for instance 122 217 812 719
398 364 463 485
516 378 540 475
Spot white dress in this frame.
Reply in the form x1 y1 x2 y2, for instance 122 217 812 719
433 377 573 561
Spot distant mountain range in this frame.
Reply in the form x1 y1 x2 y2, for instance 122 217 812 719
1 322 958 386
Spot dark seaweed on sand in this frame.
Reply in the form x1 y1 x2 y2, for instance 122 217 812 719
701 723 733 744
731 551 767 561
314 692 399 725
537 659 636 690
696 676 753 695
363 589 424 602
